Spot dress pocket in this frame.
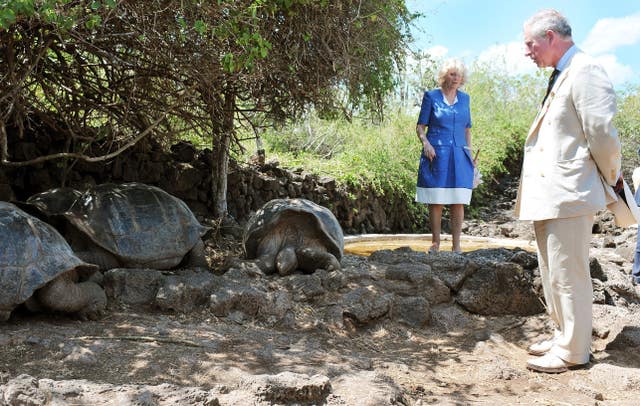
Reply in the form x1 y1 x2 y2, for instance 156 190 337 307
431 146 451 173
462 147 474 165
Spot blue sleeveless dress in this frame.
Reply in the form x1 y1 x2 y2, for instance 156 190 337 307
415 89 474 204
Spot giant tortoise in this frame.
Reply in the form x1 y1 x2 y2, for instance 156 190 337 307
243 198 344 276
0 201 106 321
27 183 210 271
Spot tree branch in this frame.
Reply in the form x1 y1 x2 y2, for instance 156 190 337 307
0 88 193 167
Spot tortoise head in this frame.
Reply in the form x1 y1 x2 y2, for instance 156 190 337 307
26 187 84 217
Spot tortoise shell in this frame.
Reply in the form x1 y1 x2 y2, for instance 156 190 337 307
0 202 96 315
243 198 344 260
27 183 209 268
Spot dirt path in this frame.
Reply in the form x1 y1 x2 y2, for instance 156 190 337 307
2 185 640 404
2 295 640 404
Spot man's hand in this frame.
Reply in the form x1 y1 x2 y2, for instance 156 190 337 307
614 174 624 194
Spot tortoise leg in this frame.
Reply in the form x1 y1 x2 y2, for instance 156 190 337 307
24 296 43 312
0 310 11 322
36 269 107 320
276 246 298 276
296 248 341 274
183 239 209 269
254 253 277 275
254 236 282 275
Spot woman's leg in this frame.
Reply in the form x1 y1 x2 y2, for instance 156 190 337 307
450 204 464 253
429 204 443 252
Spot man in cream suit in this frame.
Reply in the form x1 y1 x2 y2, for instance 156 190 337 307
515 9 622 373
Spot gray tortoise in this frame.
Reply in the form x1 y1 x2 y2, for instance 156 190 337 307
27 183 210 271
0 201 106 321
243 198 344 275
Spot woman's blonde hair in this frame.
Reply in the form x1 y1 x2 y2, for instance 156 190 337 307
437 58 467 88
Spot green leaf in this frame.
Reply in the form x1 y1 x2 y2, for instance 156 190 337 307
0 9 17 30
177 16 187 29
222 53 235 73
85 14 102 29
194 19 207 35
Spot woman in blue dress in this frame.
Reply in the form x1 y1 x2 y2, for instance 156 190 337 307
415 59 475 253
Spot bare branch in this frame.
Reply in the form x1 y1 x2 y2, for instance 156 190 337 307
1 87 194 167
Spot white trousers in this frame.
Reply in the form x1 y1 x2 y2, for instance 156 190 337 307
533 215 593 364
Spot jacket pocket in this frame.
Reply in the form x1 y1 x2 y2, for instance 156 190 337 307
553 156 599 195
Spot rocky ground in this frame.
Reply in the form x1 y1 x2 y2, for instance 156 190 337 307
2 184 640 405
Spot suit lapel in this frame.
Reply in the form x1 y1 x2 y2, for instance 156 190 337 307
525 66 572 143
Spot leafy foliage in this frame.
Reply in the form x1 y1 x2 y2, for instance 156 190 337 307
262 111 419 199
1 0 415 159
1 0 415 216
615 85 640 176
464 63 545 177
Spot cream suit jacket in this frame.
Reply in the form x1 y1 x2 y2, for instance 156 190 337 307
515 51 621 221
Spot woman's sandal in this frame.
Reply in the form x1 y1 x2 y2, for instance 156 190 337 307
428 244 439 254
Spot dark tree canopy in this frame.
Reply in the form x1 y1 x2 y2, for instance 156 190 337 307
0 0 415 216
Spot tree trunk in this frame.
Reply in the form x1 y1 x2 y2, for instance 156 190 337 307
211 90 234 218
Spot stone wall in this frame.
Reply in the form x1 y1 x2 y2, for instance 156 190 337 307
0 139 422 234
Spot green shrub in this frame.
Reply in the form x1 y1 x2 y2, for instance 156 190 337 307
260 111 421 202
615 85 640 177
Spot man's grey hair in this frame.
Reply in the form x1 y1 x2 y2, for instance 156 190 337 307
524 9 572 39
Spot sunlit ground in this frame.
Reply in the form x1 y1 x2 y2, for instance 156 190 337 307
344 234 536 256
